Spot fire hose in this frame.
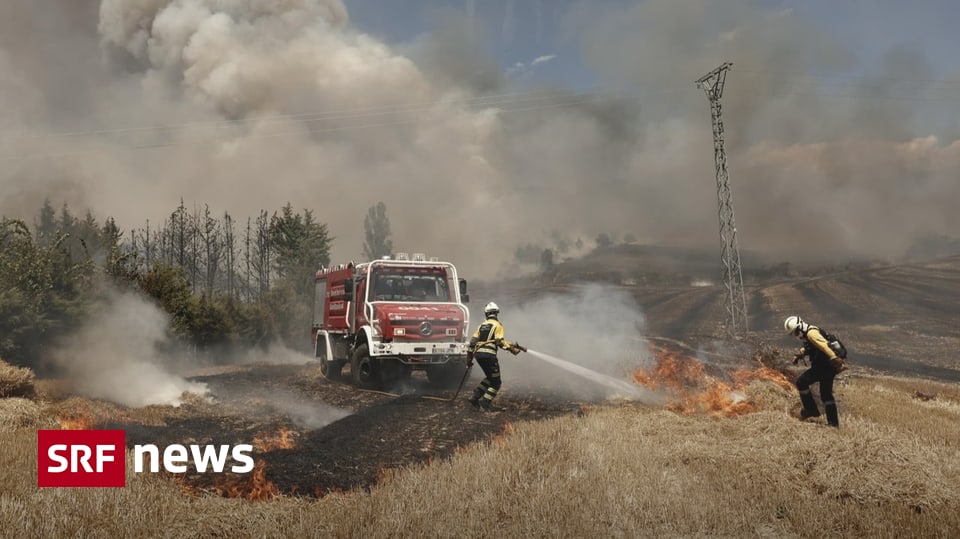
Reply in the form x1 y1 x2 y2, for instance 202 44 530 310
449 364 473 403
449 342 526 402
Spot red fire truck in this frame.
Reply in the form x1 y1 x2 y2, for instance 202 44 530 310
312 253 471 388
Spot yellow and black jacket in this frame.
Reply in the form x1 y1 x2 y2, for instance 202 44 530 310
468 317 516 357
800 326 845 373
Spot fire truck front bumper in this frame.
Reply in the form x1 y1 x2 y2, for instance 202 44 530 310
368 341 469 363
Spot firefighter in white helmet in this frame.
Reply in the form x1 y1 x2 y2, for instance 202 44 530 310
466 302 526 412
784 315 847 428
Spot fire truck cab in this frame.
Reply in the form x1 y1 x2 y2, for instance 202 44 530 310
312 253 471 389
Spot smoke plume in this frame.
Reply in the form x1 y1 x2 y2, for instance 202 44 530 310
492 284 655 401
49 288 209 407
1 0 959 280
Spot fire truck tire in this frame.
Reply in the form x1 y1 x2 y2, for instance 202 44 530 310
350 344 382 389
320 356 342 380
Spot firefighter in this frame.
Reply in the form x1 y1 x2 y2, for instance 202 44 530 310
466 302 525 412
784 315 847 428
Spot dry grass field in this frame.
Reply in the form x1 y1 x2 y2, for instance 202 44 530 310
2 253 958 537
2 371 959 538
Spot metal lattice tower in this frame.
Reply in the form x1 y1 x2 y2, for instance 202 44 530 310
696 62 748 338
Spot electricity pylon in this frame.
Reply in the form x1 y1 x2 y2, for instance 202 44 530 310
696 62 748 338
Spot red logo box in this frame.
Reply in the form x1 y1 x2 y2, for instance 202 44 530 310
37 430 126 487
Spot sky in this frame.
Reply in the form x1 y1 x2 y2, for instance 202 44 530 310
2 0 960 278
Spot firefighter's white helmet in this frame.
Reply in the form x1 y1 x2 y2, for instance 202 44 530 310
784 315 804 336
484 302 500 316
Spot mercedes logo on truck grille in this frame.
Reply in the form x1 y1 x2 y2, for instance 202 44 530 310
419 322 433 336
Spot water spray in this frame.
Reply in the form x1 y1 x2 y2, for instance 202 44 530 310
525 349 664 405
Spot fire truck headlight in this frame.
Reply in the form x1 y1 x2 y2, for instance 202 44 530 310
393 328 405 336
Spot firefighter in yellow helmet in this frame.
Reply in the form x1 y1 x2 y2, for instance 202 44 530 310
466 302 526 412
784 315 847 428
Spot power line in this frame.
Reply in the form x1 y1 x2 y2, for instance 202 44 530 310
5 67 960 162
0 89 605 144
0 93 604 162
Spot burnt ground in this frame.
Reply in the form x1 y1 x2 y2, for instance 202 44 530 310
486 254 960 380
80 255 960 498
110 364 584 498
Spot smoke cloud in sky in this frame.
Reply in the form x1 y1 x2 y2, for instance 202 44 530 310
2 0 959 278
49 288 209 407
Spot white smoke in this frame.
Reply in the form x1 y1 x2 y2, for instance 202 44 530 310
50 288 209 407
1 0 959 282
490 284 655 401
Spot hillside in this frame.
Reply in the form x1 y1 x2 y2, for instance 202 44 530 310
3 251 959 537
477 249 960 381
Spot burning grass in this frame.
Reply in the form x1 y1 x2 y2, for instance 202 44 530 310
178 460 281 501
252 426 298 452
1 373 959 537
50 397 138 430
633 347 796 417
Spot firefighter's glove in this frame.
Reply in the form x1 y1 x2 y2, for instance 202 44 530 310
466 351 474 366
792 353 805 365
830 357 848 374
508 346 521 356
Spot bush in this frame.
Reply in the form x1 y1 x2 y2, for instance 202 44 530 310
0 359 36 399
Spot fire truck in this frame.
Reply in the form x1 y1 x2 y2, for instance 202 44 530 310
311 253 471 389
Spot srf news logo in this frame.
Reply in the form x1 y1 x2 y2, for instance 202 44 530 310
38 430 254 488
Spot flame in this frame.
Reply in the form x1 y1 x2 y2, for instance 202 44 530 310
214 460 280 500
55 399 137 430
253 427 298 452
493 420 514 447
633 347 793 418
178 460 280 500
58 412 95 430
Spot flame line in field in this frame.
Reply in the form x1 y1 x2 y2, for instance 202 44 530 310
526 350 664 404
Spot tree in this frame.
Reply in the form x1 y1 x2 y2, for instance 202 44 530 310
252 210 271 297
596 233 614 249
539 248 554 270
269 203 332 299
138 263 193 339
514 243 543 265
35 199 56 245
0 218 93 367
362 202 393 261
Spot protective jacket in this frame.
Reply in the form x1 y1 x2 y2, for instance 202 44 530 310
795 324 843 427
467 317 516 357
798 325 845 373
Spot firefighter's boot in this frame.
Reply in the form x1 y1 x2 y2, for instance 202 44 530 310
477 398 494 413
824 401 839 428
469 385 485 409
799 389 820 419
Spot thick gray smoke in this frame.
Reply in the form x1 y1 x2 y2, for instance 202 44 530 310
2 0 959 278
49 288 209 407
490 284 655 401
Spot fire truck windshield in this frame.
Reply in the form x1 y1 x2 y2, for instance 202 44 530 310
368 272 451 302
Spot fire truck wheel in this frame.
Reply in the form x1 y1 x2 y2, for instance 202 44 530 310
320 356 342 380
350 344 382 389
